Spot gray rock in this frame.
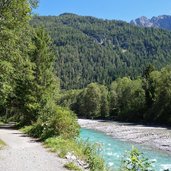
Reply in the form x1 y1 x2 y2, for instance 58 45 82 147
130 15 171 31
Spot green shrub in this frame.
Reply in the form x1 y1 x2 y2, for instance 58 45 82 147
22 106 79 140
20 125 33 134
121 147 155 171
21 124 44 138
80 141 106 171
39 106 80 139
45 137 107 171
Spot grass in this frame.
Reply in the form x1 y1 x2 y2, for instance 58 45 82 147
0 139 6 149
64 162 82 171
0 120 5 149
20 125 34 134
44 137 107 171
44 137 83 157
0 121 4 125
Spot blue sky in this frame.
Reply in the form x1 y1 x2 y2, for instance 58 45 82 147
34 0 171 21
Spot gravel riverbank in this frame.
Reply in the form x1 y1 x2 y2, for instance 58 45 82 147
78 119 171 154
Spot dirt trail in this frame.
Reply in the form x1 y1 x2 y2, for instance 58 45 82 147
0 124 67 171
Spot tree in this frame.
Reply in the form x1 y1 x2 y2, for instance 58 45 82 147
110 77 145 121
0 0 80 139
0 0 34 118
0 62 14 113
148 67 171 124
99 85 109 119
142 64 156 108
76 83 102 119
15 27 61 124
31 27 60 99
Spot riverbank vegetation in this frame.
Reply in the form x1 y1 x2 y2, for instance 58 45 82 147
121 147 154 171
45 137 106 171
21 125 107 171
58 65 171 125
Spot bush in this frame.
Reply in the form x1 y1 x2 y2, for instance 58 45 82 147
22 105 80 140
81 141 106 171
121 147 155 171
40 106 80 139
21 124 44 138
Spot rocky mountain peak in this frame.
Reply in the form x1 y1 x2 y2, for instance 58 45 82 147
130 15 171 31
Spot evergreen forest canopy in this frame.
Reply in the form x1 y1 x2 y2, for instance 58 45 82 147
32 13 171 89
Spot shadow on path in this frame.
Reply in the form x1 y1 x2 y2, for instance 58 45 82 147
0 122 16 130
0 122 41 144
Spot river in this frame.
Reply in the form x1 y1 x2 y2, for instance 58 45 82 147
80 128 171 171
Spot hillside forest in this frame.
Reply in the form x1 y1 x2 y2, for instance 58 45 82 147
31 14 171 125
32 14 171 90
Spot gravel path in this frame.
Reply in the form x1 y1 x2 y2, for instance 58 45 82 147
0 124 67 171
78 119 171 154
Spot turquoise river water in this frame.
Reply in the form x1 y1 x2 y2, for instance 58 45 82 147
80 128 171 171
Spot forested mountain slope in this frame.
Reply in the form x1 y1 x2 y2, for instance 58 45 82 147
32 14 171 89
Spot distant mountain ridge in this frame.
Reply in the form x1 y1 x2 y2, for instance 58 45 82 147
130 15 171 31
